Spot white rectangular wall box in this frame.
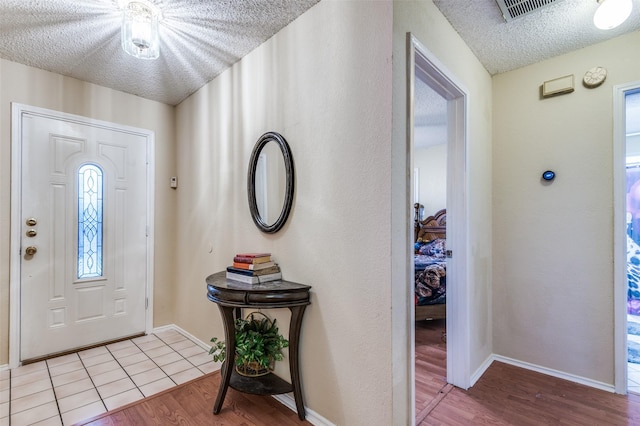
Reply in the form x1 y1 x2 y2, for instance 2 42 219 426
542 74 574 98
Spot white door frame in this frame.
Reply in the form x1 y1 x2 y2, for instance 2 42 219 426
407 32 470 401
9 103 155 368
614 82 640 393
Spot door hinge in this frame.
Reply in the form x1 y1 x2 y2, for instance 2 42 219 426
145 298 149 309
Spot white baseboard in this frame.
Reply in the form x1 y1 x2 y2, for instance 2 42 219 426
152 324 211 351
272 394 335 426
491 354 615 393
0 364 8 372
470 354 494 387
153 324 333 425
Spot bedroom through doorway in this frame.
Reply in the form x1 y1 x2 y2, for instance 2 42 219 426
407 34 469 423
412 47 449 422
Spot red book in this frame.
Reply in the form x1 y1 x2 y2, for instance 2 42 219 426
233 253 271 264
235 253 270 258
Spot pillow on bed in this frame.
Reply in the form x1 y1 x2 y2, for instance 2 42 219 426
418 238 446 258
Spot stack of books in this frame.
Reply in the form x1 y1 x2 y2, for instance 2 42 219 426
226 252 282 284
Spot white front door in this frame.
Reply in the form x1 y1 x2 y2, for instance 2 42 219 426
16 106 151 362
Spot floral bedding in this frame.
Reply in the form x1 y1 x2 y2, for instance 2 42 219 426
414 239 447 306
628 235 640 314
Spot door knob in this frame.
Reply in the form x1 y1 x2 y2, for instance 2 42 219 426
26 229 37 237
24 246 37 256
25 217 37 226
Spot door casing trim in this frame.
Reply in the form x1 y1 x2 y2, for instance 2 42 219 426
407 33 470 390
9 103 155 368
613 82 640 393
397 32 470 425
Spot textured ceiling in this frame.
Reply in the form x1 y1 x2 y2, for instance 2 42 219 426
1 1 638 106
415 76 447 149
433 0 640 75
0 0 320 105
415 0 640 149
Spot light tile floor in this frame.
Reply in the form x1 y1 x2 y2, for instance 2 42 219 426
1 329 216 426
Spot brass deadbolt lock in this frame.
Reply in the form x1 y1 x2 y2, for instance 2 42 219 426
25 217 37 226
24 246 37 256
26 229 37 237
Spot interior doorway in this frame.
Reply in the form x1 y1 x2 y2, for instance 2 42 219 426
407 33 469 423
413 62 449 422
618 87 640 393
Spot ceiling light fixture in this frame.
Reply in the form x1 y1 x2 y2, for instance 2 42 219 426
593 0 633 30
121 0 160 59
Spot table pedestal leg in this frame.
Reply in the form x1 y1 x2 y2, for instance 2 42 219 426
289 305 307 420
213 305 236 414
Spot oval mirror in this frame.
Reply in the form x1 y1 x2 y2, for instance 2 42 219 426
247 132 295 233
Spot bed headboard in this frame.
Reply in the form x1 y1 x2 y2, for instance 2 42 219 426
415 207 446 242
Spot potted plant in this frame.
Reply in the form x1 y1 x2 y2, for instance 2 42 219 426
209 311 289 377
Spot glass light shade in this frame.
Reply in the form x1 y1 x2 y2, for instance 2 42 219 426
593 0 633 30
122 1 159 59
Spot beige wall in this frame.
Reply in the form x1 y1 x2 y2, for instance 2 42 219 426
174 1 393 424
493 31 640 384
415 144 447 216
0 59 177 365
392 2 493 414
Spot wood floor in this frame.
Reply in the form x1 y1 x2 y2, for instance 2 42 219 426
75 320 640 425
415 318 448 422
415 319 640 425
77 372 310 425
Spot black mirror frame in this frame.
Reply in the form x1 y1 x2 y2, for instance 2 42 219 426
247 131 295 233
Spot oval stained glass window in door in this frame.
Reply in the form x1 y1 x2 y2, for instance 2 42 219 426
77 164 103 279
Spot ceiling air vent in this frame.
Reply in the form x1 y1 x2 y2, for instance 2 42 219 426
494 0 565 22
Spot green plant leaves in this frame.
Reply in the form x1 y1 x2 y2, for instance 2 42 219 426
209 313 289 371
208 337 226 363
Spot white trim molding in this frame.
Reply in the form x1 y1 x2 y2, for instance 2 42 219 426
152 324 211 351
272 394 335 426
470 354 493 387
613 81 640 394
491 354 615 393
408 33 471 391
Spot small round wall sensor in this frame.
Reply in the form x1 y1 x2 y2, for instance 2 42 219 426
583 67 607 88
542 170 555 181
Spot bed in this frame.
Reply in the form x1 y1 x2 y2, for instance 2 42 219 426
413 204 447 321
